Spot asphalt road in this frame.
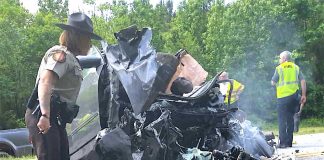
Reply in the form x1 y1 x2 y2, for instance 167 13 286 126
270 133 324 160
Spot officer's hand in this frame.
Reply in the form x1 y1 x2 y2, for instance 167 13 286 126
300 95 306 104
37 116 51 134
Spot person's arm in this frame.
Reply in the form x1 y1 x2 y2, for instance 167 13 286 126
37 49 68 134
271 81 276 86
298 71 306 104
297 103 304 115
237 84 244 95
235 84 244 100
271 69 278 86
300 79 306 104
232 80 244 99
37 70 58 134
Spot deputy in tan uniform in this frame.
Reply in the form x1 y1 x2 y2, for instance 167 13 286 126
25 12 102 160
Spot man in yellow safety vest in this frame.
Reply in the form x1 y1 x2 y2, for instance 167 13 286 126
271 51 306 148
219 72 245 108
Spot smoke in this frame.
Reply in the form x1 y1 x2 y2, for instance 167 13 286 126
230 16 305 123
227 119 275 158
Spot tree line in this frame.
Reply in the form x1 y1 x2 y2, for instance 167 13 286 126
0 0 323 129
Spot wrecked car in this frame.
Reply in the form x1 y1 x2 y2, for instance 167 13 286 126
67 26 275 160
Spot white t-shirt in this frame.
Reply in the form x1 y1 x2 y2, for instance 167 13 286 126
219 82 229 96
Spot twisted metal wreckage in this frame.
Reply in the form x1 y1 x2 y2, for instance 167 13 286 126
68 26 276 160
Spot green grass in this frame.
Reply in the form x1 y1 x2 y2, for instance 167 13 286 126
296 118 324 135
249 117 324 136
0 155 36 160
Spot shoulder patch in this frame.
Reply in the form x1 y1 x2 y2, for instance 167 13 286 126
53 51 66 63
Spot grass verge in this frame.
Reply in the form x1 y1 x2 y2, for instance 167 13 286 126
249 117 324 136
0 155 36 160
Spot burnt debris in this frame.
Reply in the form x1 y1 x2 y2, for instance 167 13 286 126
73 25 275 160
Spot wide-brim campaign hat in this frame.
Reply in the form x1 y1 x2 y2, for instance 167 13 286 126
55 12 102 40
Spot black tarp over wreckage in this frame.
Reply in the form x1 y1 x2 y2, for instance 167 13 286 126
68 26 275 160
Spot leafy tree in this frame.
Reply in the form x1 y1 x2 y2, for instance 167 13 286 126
0 0 62 129
0 0 323 129
91 0 132 44
38 0 69 19
129 0 154 27
162 0 212 62
0 0 31 128
298 0 324 84
148 2 173 50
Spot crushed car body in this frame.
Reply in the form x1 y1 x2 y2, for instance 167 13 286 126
67 25 275 160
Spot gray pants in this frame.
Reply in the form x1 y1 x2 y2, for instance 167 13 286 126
25 108 69 160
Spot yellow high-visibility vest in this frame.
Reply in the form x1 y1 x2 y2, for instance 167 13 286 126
276 61 299 98
225 80 244 104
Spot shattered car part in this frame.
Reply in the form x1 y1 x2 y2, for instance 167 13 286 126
97 127 132 160
165 49 208 94
102 26 178 115
68 25 275 160
175 49 208 87
179 148 213 160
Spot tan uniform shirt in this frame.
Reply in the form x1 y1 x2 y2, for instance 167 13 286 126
36 45 83 104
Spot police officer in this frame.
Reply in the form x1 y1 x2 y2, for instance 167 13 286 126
25 12 102 160
271 51 306 148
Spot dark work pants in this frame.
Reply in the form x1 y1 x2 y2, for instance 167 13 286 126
277 93 298 146
25 108 69 160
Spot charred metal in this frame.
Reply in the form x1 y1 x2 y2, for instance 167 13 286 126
70 26 275 160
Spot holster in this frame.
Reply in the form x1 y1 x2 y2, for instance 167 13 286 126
26 82 79 125
31 94 80 125
51 94 80 124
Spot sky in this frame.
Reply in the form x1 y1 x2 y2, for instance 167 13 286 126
20 0 181 14
20 0 235 14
